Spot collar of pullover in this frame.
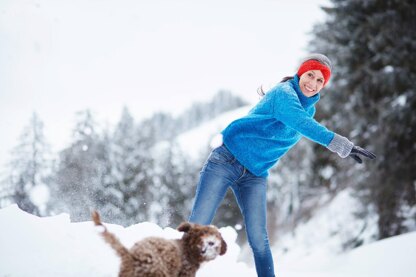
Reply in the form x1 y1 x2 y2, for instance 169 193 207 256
291 74 321 108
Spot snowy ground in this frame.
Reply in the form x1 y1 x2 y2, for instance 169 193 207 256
1 204 415 277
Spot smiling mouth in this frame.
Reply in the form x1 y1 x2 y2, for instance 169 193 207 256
304 85 315 92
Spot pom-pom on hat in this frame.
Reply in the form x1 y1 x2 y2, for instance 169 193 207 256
297 53 332 86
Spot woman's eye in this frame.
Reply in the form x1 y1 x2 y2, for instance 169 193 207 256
318 79 324 83
308 73 313 77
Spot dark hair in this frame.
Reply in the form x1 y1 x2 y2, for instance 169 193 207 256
280 76 294 83
257 76 295 97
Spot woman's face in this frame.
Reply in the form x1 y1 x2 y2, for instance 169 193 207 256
299 70 325 97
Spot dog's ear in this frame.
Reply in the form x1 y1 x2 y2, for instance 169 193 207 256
220 237 227 255
177 222 192 233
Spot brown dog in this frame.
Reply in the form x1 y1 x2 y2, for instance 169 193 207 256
92 211 227 277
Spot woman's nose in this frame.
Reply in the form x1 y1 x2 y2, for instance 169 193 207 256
309 78 317 88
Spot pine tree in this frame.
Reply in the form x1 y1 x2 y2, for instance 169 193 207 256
141 112 176 142
2 113 51 215
153 143 197 227
48 110 108 221
100 107 155 225
99 107 137 224
310 0 416 239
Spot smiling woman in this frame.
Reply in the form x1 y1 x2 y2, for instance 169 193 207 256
188 53 376 277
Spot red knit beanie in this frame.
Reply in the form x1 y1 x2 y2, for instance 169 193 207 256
297 54 332 86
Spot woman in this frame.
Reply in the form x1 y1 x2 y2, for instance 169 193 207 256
188 53 375 277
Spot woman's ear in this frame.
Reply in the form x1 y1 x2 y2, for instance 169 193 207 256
177 222 192 233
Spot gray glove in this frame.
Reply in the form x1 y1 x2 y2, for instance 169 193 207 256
327 134 354 158
327 134 376 163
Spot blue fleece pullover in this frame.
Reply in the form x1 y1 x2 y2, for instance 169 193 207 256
222 74 335 177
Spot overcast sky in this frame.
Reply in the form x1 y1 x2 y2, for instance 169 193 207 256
0 0 329 169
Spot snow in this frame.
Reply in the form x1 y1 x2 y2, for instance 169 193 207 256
0 204 253 277
391 95 407 107
30 184 50 210
1 204 415 277
274 189 378 261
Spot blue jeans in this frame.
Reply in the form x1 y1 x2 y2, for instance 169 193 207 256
189 145 275 277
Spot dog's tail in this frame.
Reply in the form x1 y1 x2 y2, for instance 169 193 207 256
92 211 132 260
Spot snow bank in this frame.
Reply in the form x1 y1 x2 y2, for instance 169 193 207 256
279 231 416 277
274 189 379 262
1 204 415 277
275 189 416 276
0 204 254 277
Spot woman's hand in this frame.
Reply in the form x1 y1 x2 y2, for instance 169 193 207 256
349 146 376 164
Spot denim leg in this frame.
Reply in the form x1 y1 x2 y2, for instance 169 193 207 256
231 172 275 277
189 146 242 225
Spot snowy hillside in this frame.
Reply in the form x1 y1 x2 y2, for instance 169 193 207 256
1 204 415 277
175 105 251 160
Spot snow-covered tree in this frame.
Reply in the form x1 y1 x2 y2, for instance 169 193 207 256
1 113 51 215
140 112 176 142
310 0 416 239
48 110 108 221
152 142 197 227
99 107 155 226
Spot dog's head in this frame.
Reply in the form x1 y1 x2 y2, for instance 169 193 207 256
178 222 227 263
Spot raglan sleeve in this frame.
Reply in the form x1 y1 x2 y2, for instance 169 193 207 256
272 90 354 158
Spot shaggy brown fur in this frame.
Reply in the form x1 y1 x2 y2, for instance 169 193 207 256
92 211 227 277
